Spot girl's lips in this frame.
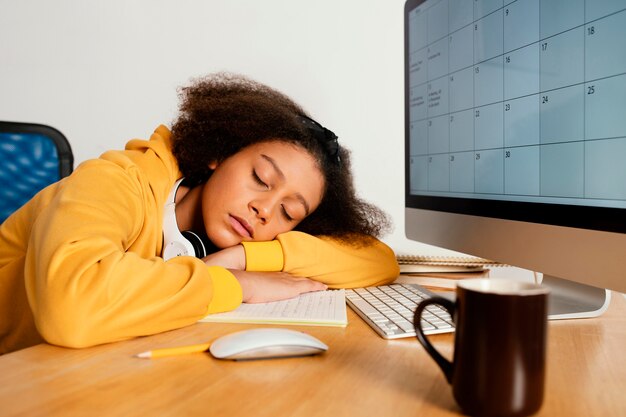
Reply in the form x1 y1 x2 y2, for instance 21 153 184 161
229 215 253 238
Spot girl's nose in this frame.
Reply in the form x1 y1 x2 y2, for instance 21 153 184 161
250 199 273 224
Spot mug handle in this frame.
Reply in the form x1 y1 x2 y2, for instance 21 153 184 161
414 297 456 383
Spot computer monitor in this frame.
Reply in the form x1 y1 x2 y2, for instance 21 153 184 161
404 0 626 319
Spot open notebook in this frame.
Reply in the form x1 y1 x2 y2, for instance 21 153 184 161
200 289 347 327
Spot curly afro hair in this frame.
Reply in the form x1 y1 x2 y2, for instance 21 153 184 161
170 73 390 245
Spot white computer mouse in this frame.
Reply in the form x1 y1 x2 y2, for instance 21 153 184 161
209 328 328 360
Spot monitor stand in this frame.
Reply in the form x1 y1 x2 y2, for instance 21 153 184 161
542 275 612 320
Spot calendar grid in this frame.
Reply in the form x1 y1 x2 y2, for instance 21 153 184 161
408 0 626 207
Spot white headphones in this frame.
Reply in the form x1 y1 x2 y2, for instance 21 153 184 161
162 179 212 260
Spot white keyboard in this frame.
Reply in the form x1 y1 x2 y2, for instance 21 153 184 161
346 283 455 339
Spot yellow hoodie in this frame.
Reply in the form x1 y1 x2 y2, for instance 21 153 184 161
0 125 399 354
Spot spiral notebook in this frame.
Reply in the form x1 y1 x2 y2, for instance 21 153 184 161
396 254 506 274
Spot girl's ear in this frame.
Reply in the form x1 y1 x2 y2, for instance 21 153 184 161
208 160 219 170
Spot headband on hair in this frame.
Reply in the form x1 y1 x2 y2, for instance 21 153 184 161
297 115 341 165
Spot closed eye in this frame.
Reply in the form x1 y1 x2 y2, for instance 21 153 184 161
281 205 294 222
252 170 268 188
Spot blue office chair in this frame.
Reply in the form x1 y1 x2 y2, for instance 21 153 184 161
0 121 74 223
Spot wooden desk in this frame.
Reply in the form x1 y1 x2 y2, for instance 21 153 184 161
0 295 624 416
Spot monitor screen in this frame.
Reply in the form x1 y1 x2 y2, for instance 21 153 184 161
404 0 626 316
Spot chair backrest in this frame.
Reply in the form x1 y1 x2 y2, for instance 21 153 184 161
0 122 74 223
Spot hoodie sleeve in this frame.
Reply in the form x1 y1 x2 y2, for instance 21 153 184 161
242 231 399 288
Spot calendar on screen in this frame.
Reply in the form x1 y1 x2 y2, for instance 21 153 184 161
408 0 626 209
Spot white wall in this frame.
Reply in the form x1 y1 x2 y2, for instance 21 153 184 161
0 0 460 256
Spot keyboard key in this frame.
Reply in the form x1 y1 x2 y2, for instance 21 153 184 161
348 297 379 316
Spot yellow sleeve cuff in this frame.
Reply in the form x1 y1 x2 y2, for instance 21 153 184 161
206 266 243 314
241 240 284 272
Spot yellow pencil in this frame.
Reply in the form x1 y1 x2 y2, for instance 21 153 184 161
135 342 211 359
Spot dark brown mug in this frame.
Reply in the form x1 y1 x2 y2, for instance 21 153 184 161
414 279 549 417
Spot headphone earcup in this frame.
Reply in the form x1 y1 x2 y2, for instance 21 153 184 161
181 230 212 258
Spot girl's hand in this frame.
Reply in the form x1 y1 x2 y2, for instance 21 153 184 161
202 245 246 270
229 270 327 303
